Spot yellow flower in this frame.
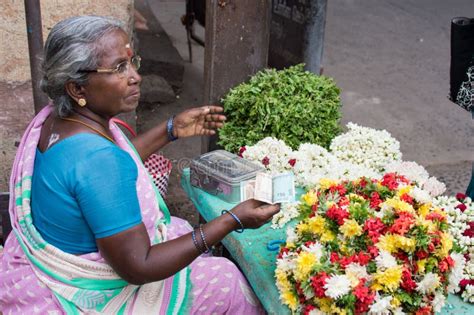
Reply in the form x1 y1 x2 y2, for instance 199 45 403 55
296 222 310 235
294 251 317 282
436 232 453 258
316 298 333 313
391 296 401 308
275 269 292 291
325 201 337 208
286 242 296 249
417 217 437 233
394 235 416 253
349 193 365 202
372 266 403 292
383 198 415 214
340 219 363 238
302 190 318 206
319 178 338 190
377 234 398 253
281 290 298 311
417 203 431 218
417 259 427 274
320 230 336 243
308 215 327 235
397 185 412 197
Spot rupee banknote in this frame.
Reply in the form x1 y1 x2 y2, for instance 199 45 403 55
241 172 295 204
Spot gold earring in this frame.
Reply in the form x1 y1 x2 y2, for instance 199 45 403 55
78 98 87 107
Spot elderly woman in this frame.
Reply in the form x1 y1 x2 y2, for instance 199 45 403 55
0 16 279 314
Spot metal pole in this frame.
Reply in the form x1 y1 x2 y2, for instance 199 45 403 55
24 0 48 114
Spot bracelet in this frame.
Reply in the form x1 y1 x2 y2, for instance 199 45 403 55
198 225 211 254
166 115 178 142
191 229 204 253
221 210 244 233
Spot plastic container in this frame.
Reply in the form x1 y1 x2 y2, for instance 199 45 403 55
190 150 264 203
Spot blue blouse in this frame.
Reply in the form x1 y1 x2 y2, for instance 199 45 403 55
31 133 142 254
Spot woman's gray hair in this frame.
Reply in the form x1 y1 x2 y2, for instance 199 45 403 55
40 16 126 117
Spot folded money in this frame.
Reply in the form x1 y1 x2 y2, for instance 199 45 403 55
241 172 295 204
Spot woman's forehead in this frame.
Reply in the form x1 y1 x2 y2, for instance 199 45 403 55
96 30 130 65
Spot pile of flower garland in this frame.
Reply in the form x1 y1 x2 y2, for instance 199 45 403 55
240 123 444 195
240 124 445 229
275 174 464 314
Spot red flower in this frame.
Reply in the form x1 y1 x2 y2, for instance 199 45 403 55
303 305 316 315
463 222 474 237
381 173 400 190
354 279 375 314
238 146 246 157
415 250 429 260
369 192 382 209
401 268 417 292
364 218 386 243
415 306 432 315
389 212 415 235
367 245 379 258
311 272 330 298
277 247 289 259
262 156 270 166
326 205 349 225
330 252 340 263
400 193 414 204
439 256 455 273
426 211 446 222
456 203 467 212
456 192 467 201
288 158 297 167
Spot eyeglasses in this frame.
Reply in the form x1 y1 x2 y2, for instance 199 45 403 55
79 55 141 79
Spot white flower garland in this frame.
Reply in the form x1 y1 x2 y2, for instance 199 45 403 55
330 122 402 173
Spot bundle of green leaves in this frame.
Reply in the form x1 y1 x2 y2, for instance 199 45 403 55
218 64 342 153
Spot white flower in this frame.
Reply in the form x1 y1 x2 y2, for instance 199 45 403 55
368 294 392 314
432 291 447 313
410 186 432 204
422 176 446 197
375 250 398 270
384 160 428 184
448 253 466 293
462 284 474 303
323 274 351 299
292 143 339 187
242 137 293 173
285 226 298 244
345 263 370 286
301 242 324 262
275 252 297 273
330 122 402 173
416 272 440 294
271 202 300 229
308 310 325 315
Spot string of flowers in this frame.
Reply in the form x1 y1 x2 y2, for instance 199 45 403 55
275 174 463 314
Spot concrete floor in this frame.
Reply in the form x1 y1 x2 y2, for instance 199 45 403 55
137 0 473 224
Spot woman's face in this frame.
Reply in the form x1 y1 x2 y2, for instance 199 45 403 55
82 29 141 118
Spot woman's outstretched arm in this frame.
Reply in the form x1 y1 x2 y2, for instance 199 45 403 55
96 199 279 285
131 106 225 161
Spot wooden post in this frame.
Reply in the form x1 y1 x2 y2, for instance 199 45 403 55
201 0 271 153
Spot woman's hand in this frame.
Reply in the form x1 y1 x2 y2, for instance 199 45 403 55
230 199 280 229
173 106 226 138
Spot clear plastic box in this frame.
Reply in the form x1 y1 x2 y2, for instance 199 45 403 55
190 150 264 203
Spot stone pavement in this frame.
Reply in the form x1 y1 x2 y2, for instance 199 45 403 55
136 0 473 225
